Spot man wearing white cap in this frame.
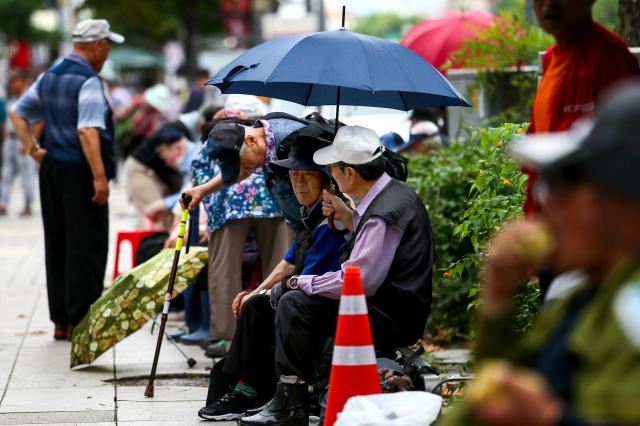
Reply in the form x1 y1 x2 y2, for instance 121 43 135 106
9 19 124 341
240 126 434 426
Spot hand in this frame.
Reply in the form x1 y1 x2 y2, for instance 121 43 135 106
232 291 250 318
29 147 47 163
471 367 562 426
143 199 169 220
163 235 177 249
322 190 354 230
482 220 552 316
180 186 205 210
92 176 109 206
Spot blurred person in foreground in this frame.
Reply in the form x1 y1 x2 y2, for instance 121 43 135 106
197 136 347 421
524 0 640 216
441 82 640 426
8 19 123 340
0 71 37 216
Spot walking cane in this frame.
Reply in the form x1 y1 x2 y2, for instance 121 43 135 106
144 193 192 398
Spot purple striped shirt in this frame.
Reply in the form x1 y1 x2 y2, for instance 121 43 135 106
298 173 404 299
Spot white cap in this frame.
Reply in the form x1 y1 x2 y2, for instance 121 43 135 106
313 125 384 165
225 94 266 118
143 84 171 113
72 19 125 44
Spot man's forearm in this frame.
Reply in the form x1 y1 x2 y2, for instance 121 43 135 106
199 174 224 197
78 127 106 179
257 260 295 291
9 110 37 153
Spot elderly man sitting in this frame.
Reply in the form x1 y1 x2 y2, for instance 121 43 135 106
240 125 435 426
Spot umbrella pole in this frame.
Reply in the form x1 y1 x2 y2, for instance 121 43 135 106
144 195 191 398
334 86 341 135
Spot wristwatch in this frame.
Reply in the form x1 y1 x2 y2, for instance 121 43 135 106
29 143 40 156
287 276 299 290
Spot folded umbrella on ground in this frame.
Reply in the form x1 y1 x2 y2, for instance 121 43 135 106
70 247 208 368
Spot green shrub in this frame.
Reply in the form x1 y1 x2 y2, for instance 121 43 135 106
407 123 540 343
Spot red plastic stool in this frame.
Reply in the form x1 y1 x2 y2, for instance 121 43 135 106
112 230 161 281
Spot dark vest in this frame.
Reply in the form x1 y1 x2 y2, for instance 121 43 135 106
293 203 326 274
341 179 434 343
38 57 116 179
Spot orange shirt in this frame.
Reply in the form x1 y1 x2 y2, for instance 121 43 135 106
524 22 640 215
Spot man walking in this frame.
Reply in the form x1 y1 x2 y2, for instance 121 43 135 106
9 19 124 340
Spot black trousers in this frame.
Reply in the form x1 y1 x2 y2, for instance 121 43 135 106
221 294 277 398
274 290 405 380
39 157 108 326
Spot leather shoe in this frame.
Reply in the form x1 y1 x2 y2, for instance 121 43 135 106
239 382 308 426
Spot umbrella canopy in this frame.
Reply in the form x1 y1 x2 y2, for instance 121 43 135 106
207 28 470 111
401 11 495 73
70 247 207 368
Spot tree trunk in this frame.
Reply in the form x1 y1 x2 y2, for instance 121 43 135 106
617 0 640 46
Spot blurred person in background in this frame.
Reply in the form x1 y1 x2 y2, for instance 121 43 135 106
183 67 210 113
123 123 198 230
0 71 37 216
9 19 123 341
117 83 171 158
442 82 640 426
523 0 640 300
524 0 640 216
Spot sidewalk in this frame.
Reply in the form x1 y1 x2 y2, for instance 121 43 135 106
0 180 227 426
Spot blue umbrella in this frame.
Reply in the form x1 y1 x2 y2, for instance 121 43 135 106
207 11 470 130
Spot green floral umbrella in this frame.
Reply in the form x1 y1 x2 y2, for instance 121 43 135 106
70 247 208 368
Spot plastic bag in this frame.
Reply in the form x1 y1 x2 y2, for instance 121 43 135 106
334 391 442 426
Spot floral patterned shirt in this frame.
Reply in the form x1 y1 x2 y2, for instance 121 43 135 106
191 141 280 234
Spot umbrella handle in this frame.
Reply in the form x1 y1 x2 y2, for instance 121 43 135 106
327 183 350 235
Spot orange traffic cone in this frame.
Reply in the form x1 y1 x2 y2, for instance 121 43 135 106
324 266 381 426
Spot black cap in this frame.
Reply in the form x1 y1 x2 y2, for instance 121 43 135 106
512 81 640 200
205 121 246 185
268 134 331 177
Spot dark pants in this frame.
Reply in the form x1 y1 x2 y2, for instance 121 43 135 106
40 157 108 326
274 291 403 380
221 294 277 398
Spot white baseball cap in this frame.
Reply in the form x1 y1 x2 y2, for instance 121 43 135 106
313 125 384 165
143 84 171 112
72 19 125 44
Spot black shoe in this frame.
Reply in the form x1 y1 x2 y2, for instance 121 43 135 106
205 359 234 406
204 340 227 358
199 336 223 350
198 390 260 421
239 383 308 426
244 399 271 417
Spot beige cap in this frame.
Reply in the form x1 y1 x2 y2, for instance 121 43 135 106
72 19 124 44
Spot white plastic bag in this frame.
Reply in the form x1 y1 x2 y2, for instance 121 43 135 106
334 391 442 426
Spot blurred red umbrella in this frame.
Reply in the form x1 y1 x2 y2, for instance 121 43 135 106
401 11 495 73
